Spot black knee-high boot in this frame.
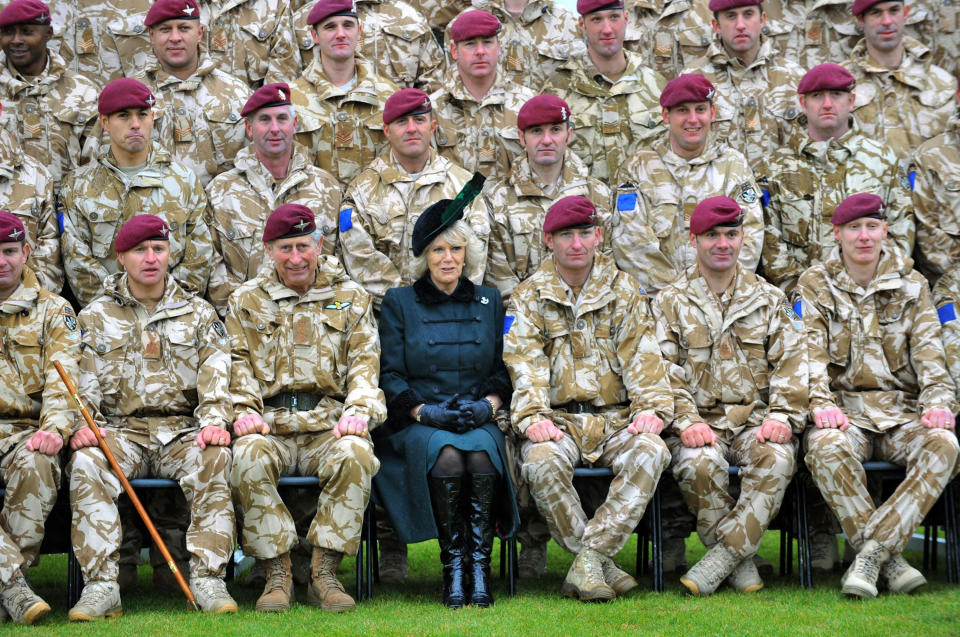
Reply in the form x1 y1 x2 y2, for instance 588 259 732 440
467 473 497 607
429 475 467 608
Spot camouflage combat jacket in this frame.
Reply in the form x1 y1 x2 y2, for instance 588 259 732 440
931 265 960 400
60 144 213 306
545 49 666 185
614 134 764 294
503 253 674 456
654 264 808 435
798 247 959 431
911 113 960 282
77 273 232 441
0 129 62 292
295 0 445 93
682 38 805 172
483 152 613 302
762 120 915 293
431 69 534 184
206 143 342 314
291 57 398 187
226 257 386 434
339 149 492 307
0 51 99 190
760 0 861 71
645 0 715 79
903 0 960 76
844 37 956 168
0 267 79 452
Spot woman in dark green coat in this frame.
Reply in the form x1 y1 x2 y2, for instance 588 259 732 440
373 197 518 609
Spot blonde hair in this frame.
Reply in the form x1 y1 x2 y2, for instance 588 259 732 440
411 220 485 280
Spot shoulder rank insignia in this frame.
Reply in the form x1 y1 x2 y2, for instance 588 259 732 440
325 301 352 311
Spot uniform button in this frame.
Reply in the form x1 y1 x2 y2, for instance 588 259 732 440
559 52 567 59
402 31 411 40
177 107 186 115
511 39 519 46
761 26 770 35
438 136 448 144
259 29 267 38
257 322 266 330
475 316 481 322
146 324 156 331
134 25 144 33
481 130 490 136
97 344 106 353
428 339 435 345
680 336 689 348
216 20 224 26
25 104 36 114
169 221 179 231
91 212 99 220
746 97 756 108
337 113 347 121
303 38 312 46
700 37 708 46
432 385 439 392
786 107 797 118
474 338 481 344
78 18 90 27
228 113 239 122
576 319 585 329
226 229 236 240
322 224 332 234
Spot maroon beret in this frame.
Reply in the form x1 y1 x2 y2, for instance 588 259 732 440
383 88 432 125
0 0 50 28
98 78 155 116
576 0 624 15
517 94 571 131
241 83 291 117
144 0 199 27
307 0 356 26
708 0 761 11
114 215 170 253
263 204 316 243
852 0 901 15
543 196 598 234
0 210 26 243
660 73 716 109
450 10 501 42
797 63 856 94
689 196 744 235
831 193 886 226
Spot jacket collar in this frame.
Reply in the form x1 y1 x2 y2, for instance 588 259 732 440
413 275 475 305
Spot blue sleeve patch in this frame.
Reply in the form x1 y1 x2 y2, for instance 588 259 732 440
503 315 515 334
339 208 353 232
616 193 637 212
909 170 916 191
792 298 802 318
937 301 956 324
761 189 771 208
57 211 64 234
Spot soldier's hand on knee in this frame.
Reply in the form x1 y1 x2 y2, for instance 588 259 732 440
757 419 792 444
334 415 369 439
525 419 564 443
628 412 664 436
69 426 106 450
197 425 231 449
26 429 64 455
234 413 269 437
920 408 955 429
680 422 716 448
813 406 849 431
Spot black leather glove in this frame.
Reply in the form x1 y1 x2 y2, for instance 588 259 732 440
417 395 462 430
455 398 494 429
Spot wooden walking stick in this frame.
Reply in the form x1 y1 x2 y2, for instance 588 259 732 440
54 361 200 611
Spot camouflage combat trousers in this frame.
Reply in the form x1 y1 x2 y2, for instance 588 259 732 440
805 420 960 554
667 426 797 559
520 427 669 557
0 437 61 584
231 431 379 559
68 429 235 583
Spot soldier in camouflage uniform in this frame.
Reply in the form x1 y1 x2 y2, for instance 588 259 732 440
432 9 534 184
0 0 99 193
757 0 860 72
903 0 960 77
615 74 763 296
403 0 470 29
446 0 584 92
340 88 491 309
762 63 915 295
643 0 714 80
0 211 79 625
295 0 445 94
797 193 960 599
503 195 673 602
545 0 666 185
60 78 214 306
911 83 960 282
228 204 384 613
654 196 807 596
485 94 612 304
682 0 805 173
844 0 955 170
932 266 960 396
67 214 237 620
290 0 399 188
0 125 62 292
207 83 341 315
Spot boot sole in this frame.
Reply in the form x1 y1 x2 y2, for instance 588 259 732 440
19 601 51 625
610 577 639 596
306 584 356 612
207 601 239 614
680 576 703 597
736 583 764 594
561 581 615 602
888 573 927 595
842 579 878 599
68 607 122 622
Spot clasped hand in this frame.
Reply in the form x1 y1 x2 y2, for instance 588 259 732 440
418 394 494 432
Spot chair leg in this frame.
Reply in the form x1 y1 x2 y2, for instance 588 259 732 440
795 475 812 588
365 505 375 600
651 487 663 593
944 481 959 584
68 546 84 608
924 524 932 572
932 524 940 573
506 536 517 596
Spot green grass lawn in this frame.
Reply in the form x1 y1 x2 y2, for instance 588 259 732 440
14 533 960 637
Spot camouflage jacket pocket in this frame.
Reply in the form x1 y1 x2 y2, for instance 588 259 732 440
7 326 43 396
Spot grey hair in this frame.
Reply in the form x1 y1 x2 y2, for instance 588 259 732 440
411 220 484 280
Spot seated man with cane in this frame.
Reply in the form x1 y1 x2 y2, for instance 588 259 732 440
67 214 236 620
